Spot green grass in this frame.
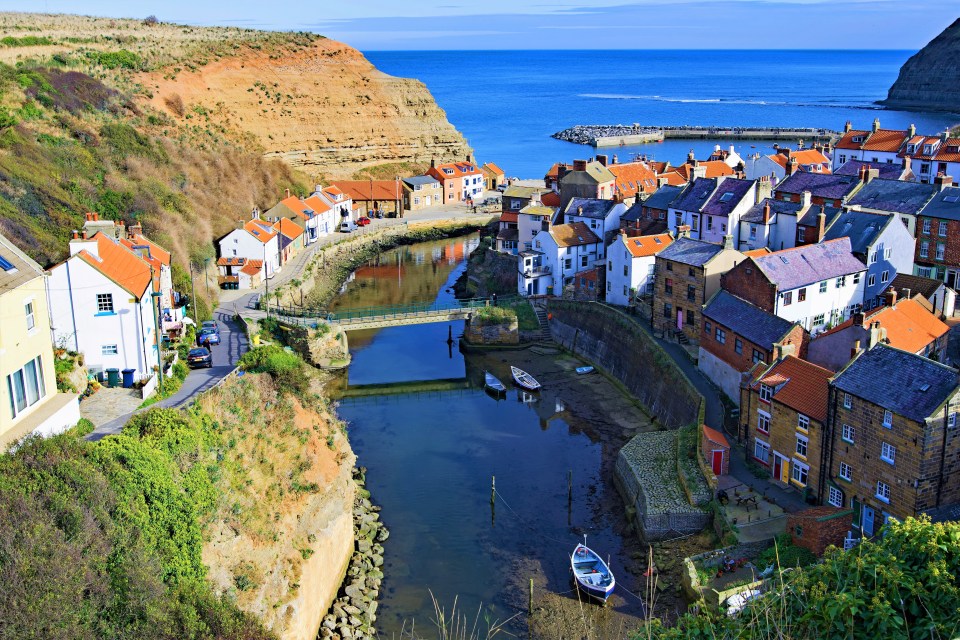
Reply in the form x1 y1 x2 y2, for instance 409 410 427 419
505 300 539 331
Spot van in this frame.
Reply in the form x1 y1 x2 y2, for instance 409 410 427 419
339 218 357 233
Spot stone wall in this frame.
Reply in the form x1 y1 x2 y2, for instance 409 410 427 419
462 317 519 345
548 300 699 428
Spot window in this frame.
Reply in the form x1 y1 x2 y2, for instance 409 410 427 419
819 281 827 294
797 414 809 432
102 344 118 356
796 434 808 458
798 288 806 302
843 393 852 409
876 480 891 503
939 221 948 237
759 384 772 402
949 412 957 429
853 272 861 284
884 247 892 260
581 256 588 268
24 301 35 331
666 262 673 271
6 356 46 419
623 265 628 277
715 327 726 344
752 349 764 364
922 219 931 235
757 412 770 434
839 154 847 164
750 225 757 240
687 285 696 302
842 423 855 444
880 442 896 465
936 243 945 261
663 302 672 319
607 261 612 272
791 460 809 486
828 486 844 507
704 320 712 336
839 461 852 482
754 438 770 464
606 281 611 292
783 291 793 306
881 270 889 283
664 278 673 294
735 338 743 354
797 228 805 243
836 275 846 288
868 274 876 287
686 309 695 325
623 285 628 296
688 267 695 277
96 293 114 314
883 410 892 428
564 258 572 270
920 241 929 259
870 251 878 265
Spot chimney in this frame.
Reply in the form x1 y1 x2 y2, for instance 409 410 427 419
573 159 587 172
466 153 472 164
577 206 584 216
884 288 898 308
816 206 827 242
252 207 260 220
868 321 886 349
69 232 98 257
128 223 143 238
865 168 879 184
773 341 796 361
844 121 852 133
657 176 669 187
787 156 799 176
431 157 436 169
762 201 772 224
872 118 881 133
934 174 954 191
908 123 916 138
942 129 951 143
596 154 608 167
756 175 773 203
797 139 804 150
530 191 542 206
801 190 812 209
858 164 868 183
852 311 865 327
722 234 734 250
71 230 79 239
851 339 861 359
778 147 792 158
677 224 691 239
557 164 569 182
687 149 696 163
285 188 291 199
612 154 619 165
902 155 912 172
692 163 707 181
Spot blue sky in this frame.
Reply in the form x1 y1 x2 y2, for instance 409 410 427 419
8 1 957 50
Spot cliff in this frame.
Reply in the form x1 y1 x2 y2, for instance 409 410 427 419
882 18 960 112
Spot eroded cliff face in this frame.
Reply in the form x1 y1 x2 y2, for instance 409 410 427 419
142 39 472 178
882 18 960 112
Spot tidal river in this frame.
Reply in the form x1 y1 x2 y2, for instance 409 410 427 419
330 234 661 638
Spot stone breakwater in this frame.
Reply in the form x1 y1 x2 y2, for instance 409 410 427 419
553 124 840 147
319 467 389 640
552 124 660 145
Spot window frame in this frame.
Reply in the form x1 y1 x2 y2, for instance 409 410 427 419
828 486 844 507
757 410 771 434
882 410 892 428
839 461 852 482
880 441 896 465
876 480 891 504
25 301 35 331
841 423 855 444
96 293 115 314
795 434 809 459
754 438 771 465
797 414 809 432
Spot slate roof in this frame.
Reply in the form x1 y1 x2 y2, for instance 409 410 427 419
621 202 645 222
797 204 842 228
834 160 909 181
702 178 755 217
755 356 832 422
917 186 960 221
402 175 440 187
821 209 892 255
775 172 861 200
704 290 795 348
740 198 805 224
846 179 936 215
833 343 958 422
0 230 45 295
643 185 683 211
560 161 615 186
564 197 617 220
752 237 864 290
656 236 724 267
671 177 721 213
890 273 947 301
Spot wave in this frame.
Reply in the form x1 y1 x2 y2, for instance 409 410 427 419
577 93 886 110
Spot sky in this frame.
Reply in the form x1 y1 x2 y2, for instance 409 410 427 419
6 1 958 50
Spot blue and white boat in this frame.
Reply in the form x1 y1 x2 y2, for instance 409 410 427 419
570 539 615 603
484 371 506 395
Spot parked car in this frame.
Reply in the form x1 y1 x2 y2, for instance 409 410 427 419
187 347 213 368
339 219 357 233
196 326 221 346
201 320 219 332
356 216 371 227
496 184 508 192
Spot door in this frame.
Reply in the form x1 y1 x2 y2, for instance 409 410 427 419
677 309 683 331
861 505 875 537
772 455 782 481
711 450 724 476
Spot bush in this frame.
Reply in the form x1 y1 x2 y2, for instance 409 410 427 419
87 49 143 71
471 305 516 327
238 345 309 396
757 533 816 569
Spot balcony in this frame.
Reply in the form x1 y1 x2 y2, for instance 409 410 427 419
523 265 552 277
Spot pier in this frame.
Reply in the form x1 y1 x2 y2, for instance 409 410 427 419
553 124 841 148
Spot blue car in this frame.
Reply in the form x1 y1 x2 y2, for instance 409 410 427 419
197 327 221 346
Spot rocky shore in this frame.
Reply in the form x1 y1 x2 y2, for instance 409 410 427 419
552 124 659 145
319 467 388 640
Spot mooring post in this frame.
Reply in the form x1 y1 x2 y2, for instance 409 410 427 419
491 476 496 506
529 578 534 615
568 470 573 503
447 324 453 344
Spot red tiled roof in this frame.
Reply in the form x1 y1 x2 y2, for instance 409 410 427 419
834 129 871 150
540 191 561 207
217 257 244 266
272 217 304 240
862 129 909 153
743 247 772 258
302 194 332 215
702 424 729 448
331 180 403 202
622 232 673 258
76 232 153 297
545 162 565 179
608 161 659 197
428 161 483 180
499 212 519 224
657 170 687 186
769 149 831 173
323 186 343 196
482 162 504 176
819 298 948 355
240 259 263 276
755 356 832 422
244 219 277 243
673 161 733 181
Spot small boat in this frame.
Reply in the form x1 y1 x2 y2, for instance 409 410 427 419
511 366 541 391
484 371 506 395
571 539 615 603
576 366 595 375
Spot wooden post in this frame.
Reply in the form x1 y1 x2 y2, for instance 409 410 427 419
491 476 496 506
568 470 573 503
528 578 533 615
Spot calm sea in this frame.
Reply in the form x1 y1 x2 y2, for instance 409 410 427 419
364 50 960 179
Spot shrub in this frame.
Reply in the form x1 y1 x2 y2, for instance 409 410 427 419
238 345 309 396
471 305 516 327
87 49 143 71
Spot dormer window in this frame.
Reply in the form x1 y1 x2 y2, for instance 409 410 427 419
924 144 933 155
907 144 916 154
443 168 454 175
759 384 773 402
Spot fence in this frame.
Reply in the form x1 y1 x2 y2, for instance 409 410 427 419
261 295 521 323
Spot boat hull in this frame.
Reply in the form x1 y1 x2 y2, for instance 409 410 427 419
570 543 615 604
510 366 541 391
573 578 614 603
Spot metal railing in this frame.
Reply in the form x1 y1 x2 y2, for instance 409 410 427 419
264 295 522 324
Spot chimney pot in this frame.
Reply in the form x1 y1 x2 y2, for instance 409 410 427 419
872 118 880 133
885 288 898 308
81 230 88 240
71 230 79 239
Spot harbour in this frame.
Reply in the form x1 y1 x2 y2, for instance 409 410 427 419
553 124 842 147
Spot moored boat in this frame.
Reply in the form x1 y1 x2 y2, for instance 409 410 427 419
484 371 506 395
510 366 541 391
570 540 615 603
576 365 594 375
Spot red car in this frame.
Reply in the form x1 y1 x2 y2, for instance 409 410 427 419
356 216 371 226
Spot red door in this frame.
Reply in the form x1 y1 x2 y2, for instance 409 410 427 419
711 450 724 476
772 455 782 481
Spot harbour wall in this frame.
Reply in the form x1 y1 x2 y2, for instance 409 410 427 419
553 124 840 147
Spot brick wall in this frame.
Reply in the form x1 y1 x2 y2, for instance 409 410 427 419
653 258 706 343
914 217 960 271
720 260 777 312
787 508 853 556
700 319 772 372
701 434 730 476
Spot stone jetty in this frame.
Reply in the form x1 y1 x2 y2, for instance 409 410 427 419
553 124 841 147
319 467 388 640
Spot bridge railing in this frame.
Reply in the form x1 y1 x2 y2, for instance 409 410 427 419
263 295 522 324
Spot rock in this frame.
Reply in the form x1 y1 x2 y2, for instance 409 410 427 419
882 18 960 112
343 604 362 616
349 616 363 627
323 618 337 631
344 583 364 601
339 625 353 639
357 539 372 554
371 554 384 567
367 601 379 618
320 627 334 638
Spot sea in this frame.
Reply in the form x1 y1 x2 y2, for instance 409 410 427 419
364 50 960 179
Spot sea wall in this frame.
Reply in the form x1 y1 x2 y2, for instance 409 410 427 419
463 317 519 345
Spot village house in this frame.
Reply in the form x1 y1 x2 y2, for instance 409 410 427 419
605 231 673 305
912 181 960 288
481 162 505 191
898 130 960 185
835 159 914 182
402 176 443 211
558 159 615 209
699 290 807 405
832 119 910 167
720 238 867 334
658 155 735 186
495 211 519 255
330 179 404 217
668 176 760 245
516 200 557 253
519 222 602 296
315 186 353 228
0 232 80 450
502 185 542 212
118 224 183 337
843 178 936 238
742 355 832 501
774 169 864 211
517 250 551 296
736 193 818 253
426 159 484 203
890 272 957 318
572 267 602 301
607 158 659 204
48 231 161 382
563 197 627 257
216 257 263 290
544 162 566 192
821 208 915 308
266 192 323 244
807 291 950 371
707 144 746 169
744 146 832 183
827 344 960 537
652 236 745 344
271 217 305 266
622 184 681 236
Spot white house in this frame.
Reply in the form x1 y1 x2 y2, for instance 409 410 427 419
563 197 627 259
669 177 759 244
218 214 280 278
118 224 183 338
832 119 909 167
736 197 808 253
530 222 602 294
48 232 160 381
743 147 831 183
605 232 674 305
516 203 556 253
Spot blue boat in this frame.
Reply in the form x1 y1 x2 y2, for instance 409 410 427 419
576 365 594 375
570 539 615 603
484 371 506 395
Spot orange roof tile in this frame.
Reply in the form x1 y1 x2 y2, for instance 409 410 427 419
272 217 304 240
673 161 733 182
657 170 687 186
302 194 332 215
817 297 948 356
834 129 871 150
540 191 561 207
76 232 153 297
743 247 772 258
545 162 565 179
217 257 244 266
755 356 832 422
323 186 344 196
608 161 659 197
240 259 263 276
120 234 171 266
331 180 403 202
551 222 600 248
862 129 908 153
769 149 831 173
702 424 729 448
499 212 519 224
428 161 483 181
244 219 277 243
482 162 504 176
622 232 673 258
